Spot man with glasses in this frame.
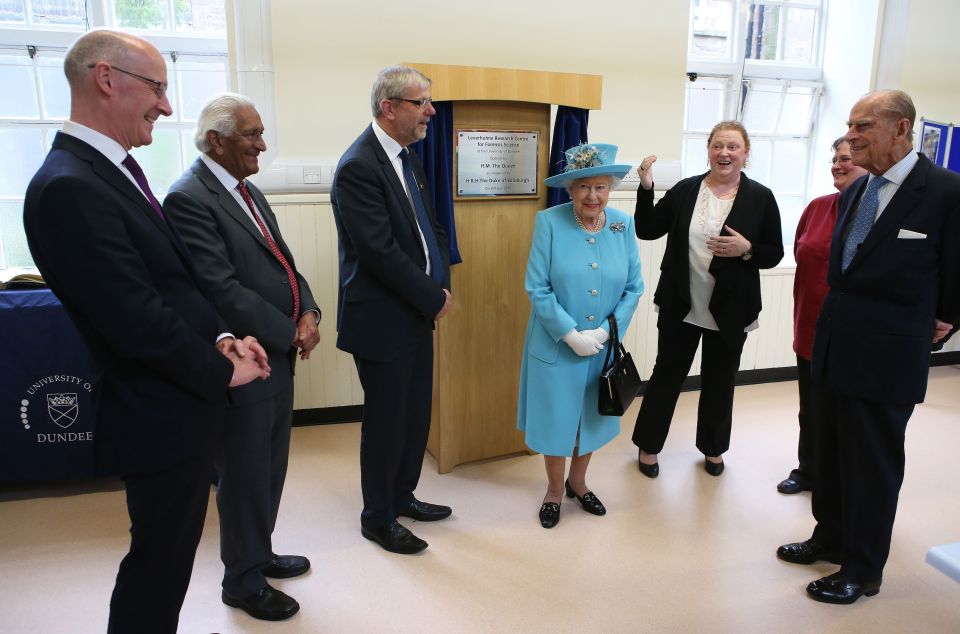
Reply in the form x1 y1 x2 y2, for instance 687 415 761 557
331 65 453 555
164 93 320 621
23 29 270 633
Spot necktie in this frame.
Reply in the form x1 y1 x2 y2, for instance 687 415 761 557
399 149 444 283
122 154 164 219
841 175 887 271
237 181 300 321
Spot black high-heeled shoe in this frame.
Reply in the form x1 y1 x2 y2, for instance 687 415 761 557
704 457 725 476
539 502 561 528
564 480 606 516
638 449 659 478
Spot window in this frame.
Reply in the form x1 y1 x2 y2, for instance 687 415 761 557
684 0 826 245
0 0 227 269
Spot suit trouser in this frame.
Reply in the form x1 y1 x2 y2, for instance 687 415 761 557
354 328 433 528
216 381 294 597
789 355 816 485
632 317 746 456
107 457 212 634
811 379 913 582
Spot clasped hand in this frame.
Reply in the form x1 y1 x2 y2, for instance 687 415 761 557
563 328 606 356
219 335 271 387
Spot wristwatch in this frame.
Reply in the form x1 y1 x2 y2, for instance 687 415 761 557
741 249 753 261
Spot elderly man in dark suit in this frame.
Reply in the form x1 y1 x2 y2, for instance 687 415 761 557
163 93 320 621
23 30 270 633
331 65 453 555
777 89 960 604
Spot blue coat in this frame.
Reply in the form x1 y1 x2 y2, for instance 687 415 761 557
517 203 644 456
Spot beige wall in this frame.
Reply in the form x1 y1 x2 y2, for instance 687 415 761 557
898 0 960 121
269 0 689 166
262 1 960 412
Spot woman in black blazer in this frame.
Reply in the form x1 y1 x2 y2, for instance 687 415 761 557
631 121 783 477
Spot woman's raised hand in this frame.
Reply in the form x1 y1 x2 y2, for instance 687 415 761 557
637 155 657 191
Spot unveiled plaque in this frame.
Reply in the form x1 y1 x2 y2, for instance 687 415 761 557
457 130 538 197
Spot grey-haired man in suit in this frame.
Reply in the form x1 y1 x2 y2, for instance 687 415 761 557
331 65 453 555
164 93 320 621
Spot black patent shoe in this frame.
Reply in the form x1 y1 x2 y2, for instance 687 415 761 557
704 458 724 476
777 538 843 565
539 502 561 528
564 480 607 516
806 572 881 604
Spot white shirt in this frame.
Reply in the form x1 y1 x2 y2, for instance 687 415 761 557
867 150 920 221
683 181 758 333
200 153 273 240
685 182 732 330
60 120 152 205
371 120 432 275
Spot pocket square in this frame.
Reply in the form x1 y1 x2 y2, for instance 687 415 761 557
897 229 926 239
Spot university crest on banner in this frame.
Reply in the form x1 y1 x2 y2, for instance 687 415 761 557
46 392 79 429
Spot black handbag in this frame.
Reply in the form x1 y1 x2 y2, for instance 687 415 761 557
598 315 643 416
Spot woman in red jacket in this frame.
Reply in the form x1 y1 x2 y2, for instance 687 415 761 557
777 137 867 494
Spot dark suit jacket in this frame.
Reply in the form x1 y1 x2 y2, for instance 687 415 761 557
330 125 450 362
23 132 233 476
812 154 960 405
163 158 319 406
635 172 784 346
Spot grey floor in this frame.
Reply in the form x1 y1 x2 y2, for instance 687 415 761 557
2 367 959 633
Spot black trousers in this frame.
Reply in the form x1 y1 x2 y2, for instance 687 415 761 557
107 457 212 634
632 317 746 456
216 381 294 597
788 355 815 485
810 379 913 582
353 328 434 528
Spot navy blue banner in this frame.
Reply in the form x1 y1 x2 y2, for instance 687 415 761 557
0 289 96 482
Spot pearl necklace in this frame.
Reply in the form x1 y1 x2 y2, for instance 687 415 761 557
574 208 604 233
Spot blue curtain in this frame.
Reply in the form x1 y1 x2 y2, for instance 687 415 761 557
546 107 590 207
411 101 462 265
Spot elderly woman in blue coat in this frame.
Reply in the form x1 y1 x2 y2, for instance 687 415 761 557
517 143 644 529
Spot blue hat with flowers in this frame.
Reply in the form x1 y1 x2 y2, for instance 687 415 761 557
543 143 632 188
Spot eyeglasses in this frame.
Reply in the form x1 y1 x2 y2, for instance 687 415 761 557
234 129 265 142
829 157 853 165
87 63 168 98
391 97 433 110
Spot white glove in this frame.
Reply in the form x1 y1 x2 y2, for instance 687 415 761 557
582 327 610 345
562 329 603 356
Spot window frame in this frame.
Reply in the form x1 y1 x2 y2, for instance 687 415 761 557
684 0 827 247
0 0 228 268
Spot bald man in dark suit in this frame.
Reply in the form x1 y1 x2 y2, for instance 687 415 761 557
777 89 960 605
23 30 269 633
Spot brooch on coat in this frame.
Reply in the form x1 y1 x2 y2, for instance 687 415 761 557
609 221 626 233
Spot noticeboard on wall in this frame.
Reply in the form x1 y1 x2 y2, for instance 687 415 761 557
919 119 949 166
